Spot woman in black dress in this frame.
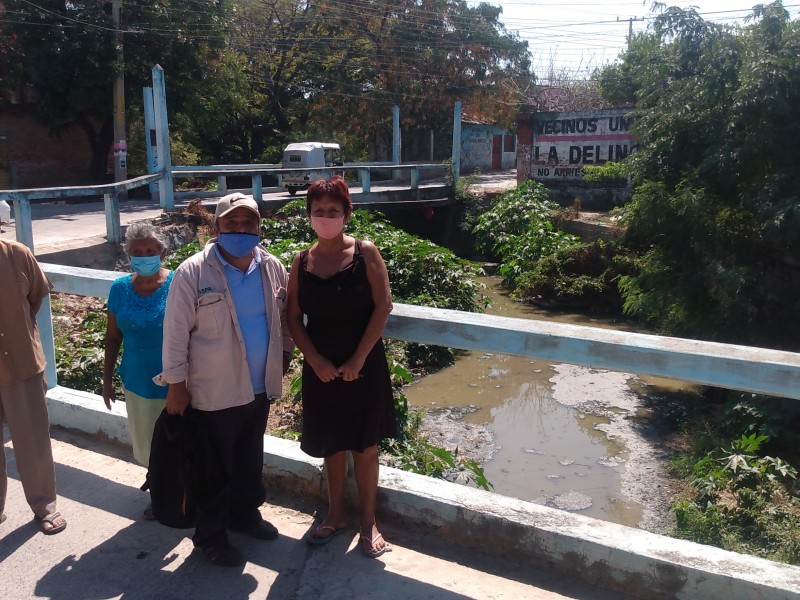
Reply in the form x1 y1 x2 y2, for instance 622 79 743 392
287 176 396 557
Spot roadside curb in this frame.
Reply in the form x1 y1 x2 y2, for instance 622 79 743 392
45 386 800 599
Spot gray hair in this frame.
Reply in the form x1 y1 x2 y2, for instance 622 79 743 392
123 222 168 254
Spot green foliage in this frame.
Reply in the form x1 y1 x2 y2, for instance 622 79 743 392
163 242 203 271
473 180 580 288
672 499 725 547
54 309 115 396
382 436 493 491
597 2 800 348
1 0 225 179
666 392 800 564
514 241 627 312
581 161 628 183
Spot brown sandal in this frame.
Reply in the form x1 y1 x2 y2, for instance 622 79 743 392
35 511 67 535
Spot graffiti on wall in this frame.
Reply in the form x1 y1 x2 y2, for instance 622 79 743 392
519 108 637 182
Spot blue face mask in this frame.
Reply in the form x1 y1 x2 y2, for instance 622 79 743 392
130 255 162 277
218 232 260 258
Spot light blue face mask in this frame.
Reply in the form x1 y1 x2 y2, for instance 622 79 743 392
218 232 260 258
130 255 162 277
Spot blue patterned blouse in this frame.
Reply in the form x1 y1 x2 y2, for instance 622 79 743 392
107 272 173 399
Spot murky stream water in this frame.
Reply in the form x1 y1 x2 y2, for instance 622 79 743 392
404 277 694 528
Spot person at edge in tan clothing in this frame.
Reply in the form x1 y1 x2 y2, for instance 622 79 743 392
0 239 66 534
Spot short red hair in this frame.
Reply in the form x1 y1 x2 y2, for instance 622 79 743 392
306 176 352 218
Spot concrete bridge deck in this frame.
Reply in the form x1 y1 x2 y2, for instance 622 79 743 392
2 426 625 600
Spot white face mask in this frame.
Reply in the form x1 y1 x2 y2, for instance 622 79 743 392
310 216 345 239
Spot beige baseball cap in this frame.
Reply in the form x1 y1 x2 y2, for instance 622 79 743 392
214 193 260 220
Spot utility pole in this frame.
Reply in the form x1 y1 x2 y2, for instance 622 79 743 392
618 16 645 44
112 0 127 196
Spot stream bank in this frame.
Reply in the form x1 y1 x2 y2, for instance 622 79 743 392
407 276 699 533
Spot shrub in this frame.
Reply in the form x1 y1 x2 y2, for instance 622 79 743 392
668 396 800 564
473 180 579 288
514 240 625 312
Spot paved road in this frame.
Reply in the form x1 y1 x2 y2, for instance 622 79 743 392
0 171 517 257
1 427 625 600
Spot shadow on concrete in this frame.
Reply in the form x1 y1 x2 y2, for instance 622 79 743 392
0 519 39 564
34 521 260 600
5 436 497 600
265 494 632 600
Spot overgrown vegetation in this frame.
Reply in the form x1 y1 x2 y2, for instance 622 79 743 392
666 395 800 564
587 2 800 563
461 2 800 561
599 2 800 349
473 180 579 289
514 240 627 312
52 296 115 396
581 161 628 184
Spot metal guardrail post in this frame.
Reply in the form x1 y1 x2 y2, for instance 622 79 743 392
252 174 263 201
103 192 122 244
218 176 227 194
152 65 174 211
142 87 159 202
359 169 371 193
13 198 34 251
37 297 57 389
411 166 419 190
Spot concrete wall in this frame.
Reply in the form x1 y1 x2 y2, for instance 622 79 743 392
460 123 515 174
517 108 635 209
518 108 637 182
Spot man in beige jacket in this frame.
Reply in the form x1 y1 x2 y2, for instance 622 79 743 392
159 194 292 567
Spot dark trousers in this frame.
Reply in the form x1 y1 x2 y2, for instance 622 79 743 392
191 394 270 546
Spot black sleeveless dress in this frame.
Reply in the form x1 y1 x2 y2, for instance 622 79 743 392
298 240 397 458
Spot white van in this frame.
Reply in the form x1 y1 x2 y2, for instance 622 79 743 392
281 142 343 195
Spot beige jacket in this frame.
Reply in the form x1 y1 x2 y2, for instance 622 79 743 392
157 241 293 411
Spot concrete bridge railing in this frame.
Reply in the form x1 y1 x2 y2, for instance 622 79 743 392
35 263 800 599
41 261 800 406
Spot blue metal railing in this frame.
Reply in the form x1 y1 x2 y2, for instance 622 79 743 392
39 263 800 402
0 163 448 252
171 163 447 200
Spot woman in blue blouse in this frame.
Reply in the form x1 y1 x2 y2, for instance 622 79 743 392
103 223 173 493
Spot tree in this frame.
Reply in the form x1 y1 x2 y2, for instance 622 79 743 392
599 2 800 349
225 0 531 161
1 0 225 180
306 0 532 156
